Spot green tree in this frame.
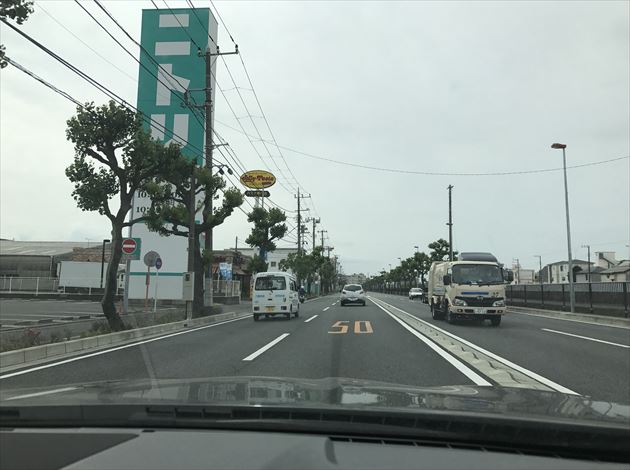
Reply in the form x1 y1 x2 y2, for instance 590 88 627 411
65 101 181 330
428 238 458 262
247 254 268 274
245 207 287 272
0 0 34 68
143 161 244 314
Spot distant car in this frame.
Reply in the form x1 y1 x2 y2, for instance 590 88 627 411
340 284 366 306
408 287 423 300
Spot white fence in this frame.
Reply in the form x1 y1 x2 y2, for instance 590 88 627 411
212 280 241 298
0 277 121 295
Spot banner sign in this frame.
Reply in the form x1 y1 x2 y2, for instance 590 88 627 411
240 170 276 189
219 262 233 280
128 8 218 300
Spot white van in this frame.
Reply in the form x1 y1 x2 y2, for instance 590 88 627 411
252 271 300 321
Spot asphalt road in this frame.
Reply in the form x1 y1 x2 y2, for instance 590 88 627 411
1 293 629 405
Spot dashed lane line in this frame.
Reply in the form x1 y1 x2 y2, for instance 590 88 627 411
542 328 630 349
323 307 330 311
304 315 318 323
242 333 290 361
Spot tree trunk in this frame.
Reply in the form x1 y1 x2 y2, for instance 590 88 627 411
193 234 205 315
101 222 125 331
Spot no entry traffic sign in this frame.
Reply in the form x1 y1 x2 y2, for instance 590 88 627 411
121 238 141 260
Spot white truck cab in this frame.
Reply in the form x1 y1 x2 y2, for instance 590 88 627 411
428 253 513 326
252 271 300 321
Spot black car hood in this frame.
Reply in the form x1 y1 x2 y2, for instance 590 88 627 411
1 376 629 427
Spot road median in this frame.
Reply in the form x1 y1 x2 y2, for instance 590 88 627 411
0 310 251 373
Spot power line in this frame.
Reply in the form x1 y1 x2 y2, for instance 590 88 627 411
4 56 83 107
216 118 630 177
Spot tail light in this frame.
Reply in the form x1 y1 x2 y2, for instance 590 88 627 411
359 290 364 294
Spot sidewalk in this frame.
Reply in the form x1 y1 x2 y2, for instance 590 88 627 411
507 305 630 328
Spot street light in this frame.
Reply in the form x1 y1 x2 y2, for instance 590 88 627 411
100 239 110 289
551 142 575 313
534 255 542 285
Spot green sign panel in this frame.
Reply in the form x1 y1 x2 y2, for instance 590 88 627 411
137 8 212 163
121 237 142 260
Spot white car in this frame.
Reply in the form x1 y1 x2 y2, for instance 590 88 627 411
252 272 300 321
340 284 366 306
408 287 424 300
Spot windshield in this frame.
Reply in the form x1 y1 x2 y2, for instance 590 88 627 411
255 276 287 291
1 0 629 455
452 265 504 285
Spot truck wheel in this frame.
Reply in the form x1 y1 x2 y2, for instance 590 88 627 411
490 316 501 327
294 305 299 317
253 314 260 322
446 308 456 324
286 307 292 320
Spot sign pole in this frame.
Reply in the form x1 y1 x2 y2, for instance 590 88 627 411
123 259 130 315
145 265 150 311
153 269 159 313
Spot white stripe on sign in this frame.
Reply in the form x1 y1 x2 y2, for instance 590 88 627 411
323 307 330 311
159 13 189 27
371 300 491 386
542 328 630 349
242 334 290 361
155 41 190 56
304 315 318 323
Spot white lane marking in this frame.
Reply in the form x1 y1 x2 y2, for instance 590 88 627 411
242 333 290 361
5 386 79 401
542 328 630 349
374 298 577 395
0 315 252 380
304 315 318 323
323 307 330 312
511 311 630 330
370 300 491 386
332 303 337 306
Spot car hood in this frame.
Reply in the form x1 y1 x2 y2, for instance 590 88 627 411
1 376 628 427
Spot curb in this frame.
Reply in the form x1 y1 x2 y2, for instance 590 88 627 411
507 306 630 328
0 311 251 372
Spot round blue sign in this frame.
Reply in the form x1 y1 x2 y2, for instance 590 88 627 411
155 257 162 270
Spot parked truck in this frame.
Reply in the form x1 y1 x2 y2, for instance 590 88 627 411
427 252 513 326
57 261 125 293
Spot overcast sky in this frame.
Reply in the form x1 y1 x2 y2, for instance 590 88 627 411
1 0 629 274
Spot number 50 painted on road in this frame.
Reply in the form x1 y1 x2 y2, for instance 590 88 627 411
329 321 373 334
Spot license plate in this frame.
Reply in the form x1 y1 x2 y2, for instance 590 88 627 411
266 306 274 312
474 308 484 314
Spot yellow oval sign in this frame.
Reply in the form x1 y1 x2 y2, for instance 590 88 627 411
240 170 276 189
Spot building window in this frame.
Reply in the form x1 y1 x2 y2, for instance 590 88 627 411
270 261 276 267
562 277 565 282
560 266 564 272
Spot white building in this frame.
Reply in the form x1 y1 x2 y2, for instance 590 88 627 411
346 273 366 285
540 259 591 284
228 246 298 273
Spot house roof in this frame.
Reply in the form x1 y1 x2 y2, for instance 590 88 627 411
0 240 93 257
546 259 590 266
600 265 630 274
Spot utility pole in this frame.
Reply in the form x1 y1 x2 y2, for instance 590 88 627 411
534 255 542 285
319 229 327 250
447 185 454 261
295 189 311 256
186 161 196 319
311 217 320 252
513 258 520 284
182 45 238 308
582 244 591 282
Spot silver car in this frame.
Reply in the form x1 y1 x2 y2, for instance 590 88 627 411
340 284 366 306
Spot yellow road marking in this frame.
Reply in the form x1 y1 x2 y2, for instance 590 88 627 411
354 320 373 334
329 320 349 334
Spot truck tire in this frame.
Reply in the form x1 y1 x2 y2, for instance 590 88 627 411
253 314 260 322
490 316 501 326
446 304 456 324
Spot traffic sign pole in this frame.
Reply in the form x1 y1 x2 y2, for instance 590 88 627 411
153 257 162 313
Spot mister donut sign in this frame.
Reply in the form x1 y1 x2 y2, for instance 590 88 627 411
240 170 276 189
